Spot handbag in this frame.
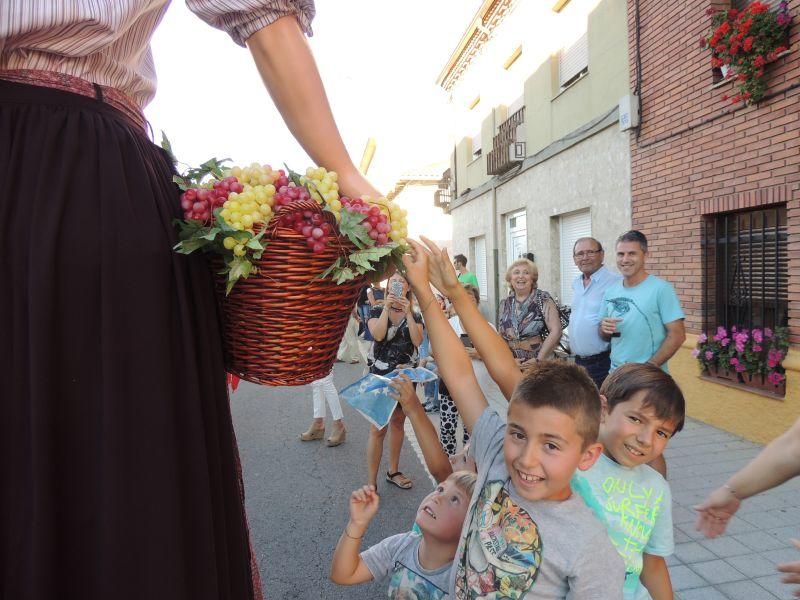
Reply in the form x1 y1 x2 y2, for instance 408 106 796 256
534 290 570 341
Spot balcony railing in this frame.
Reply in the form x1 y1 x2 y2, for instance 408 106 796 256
433 168 452 213
486 107 526 176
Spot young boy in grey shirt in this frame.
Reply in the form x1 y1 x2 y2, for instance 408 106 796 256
331 471 477 598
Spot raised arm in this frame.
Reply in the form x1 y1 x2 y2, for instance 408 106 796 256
367 305 390 342
330 486 379 585
390 376 452 483
403 242 488 432
419 236 522 401
696 415 800 537
246 16 380 200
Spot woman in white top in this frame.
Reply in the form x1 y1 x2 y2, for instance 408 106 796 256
0 2 381 599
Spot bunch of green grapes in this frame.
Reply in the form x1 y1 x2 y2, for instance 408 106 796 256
301 166 341 216
218 163 283 234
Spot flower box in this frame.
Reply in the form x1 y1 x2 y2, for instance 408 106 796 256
694 325 788 398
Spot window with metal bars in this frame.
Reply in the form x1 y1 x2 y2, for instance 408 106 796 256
731 0 782 11
702 205 788 333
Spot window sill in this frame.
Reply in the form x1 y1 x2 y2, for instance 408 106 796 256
553 69 589 101
709 49 791 90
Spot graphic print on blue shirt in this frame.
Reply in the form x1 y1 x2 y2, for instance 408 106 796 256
456 480 542 599
388 560 447 599
605 295 656 358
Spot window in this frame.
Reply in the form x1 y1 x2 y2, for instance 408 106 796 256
558 31 588 89
471 131 482 158
732 0 781 11
506 210 528 267
559 210 591 306
702 205 788 333
470 236 489 300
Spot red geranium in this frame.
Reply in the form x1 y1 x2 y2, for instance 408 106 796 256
704 1 792 104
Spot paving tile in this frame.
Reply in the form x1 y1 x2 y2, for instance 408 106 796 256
716 579 780 599
761 546 800 565
766 525 800 542
668 564 710 591
699 535 753 558
675 587 731 600
674 527 692 543
753 574 796 600
675 541 717 563
689 559 748 585
734 531 793 552
725 553 783 578
673 504 699 525
739 510 794 529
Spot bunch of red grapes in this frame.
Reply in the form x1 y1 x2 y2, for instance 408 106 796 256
180 176 244 222
340 196 392 246
279 209 334 254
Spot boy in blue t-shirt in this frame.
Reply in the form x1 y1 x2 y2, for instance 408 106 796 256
571 362 685 599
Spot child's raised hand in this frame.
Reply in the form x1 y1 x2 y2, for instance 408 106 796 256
389 374 421 414
402 240 431 292
349 485 380 527
419 236 462 297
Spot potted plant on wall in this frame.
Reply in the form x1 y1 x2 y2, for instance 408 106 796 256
701 0 792 104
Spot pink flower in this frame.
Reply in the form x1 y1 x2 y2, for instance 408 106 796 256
730 357 740 366
764 328 773 338
721 338 731 347
714 326 728 341
705 351 714 361
752 329 763 343
768 371 785 386
752 344 762 352
768 349 784 368
692 349 701 358
698 333 708 344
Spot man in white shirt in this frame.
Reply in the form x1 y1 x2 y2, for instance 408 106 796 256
570 237 622 388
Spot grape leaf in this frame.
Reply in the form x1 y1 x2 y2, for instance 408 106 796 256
333 266 355 284
200 227 221 241
226 256 253 295
338 209 374 249
174 237 212 254
245 237 265 250
161 131 178 168
317 257 343 280
348 246 393 270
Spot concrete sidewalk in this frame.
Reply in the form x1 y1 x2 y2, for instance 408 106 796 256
414 371 800 599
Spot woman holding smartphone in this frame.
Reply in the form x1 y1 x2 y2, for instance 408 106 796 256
365 272 423 490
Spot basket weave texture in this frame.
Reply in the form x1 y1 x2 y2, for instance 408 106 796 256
213 199 365 386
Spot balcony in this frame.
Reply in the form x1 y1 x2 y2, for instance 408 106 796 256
433 168 452 213
486 107 526 176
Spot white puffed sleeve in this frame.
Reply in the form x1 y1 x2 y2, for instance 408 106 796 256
186 0 315 47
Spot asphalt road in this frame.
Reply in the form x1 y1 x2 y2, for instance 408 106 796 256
231 362 434 599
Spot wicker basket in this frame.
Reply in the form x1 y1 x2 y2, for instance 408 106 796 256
213 199 365 386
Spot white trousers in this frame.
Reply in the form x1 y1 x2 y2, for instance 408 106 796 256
312 373 343 421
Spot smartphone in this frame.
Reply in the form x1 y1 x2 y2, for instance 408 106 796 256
389 280 404 297
460 334 474 348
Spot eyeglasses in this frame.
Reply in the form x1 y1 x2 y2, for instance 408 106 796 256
574 249 602 258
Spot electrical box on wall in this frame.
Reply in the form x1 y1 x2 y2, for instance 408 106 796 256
619 94 640 131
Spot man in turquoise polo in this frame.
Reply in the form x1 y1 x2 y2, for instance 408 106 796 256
600 230 686 373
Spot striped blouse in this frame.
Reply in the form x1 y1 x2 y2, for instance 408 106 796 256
0 0 315 108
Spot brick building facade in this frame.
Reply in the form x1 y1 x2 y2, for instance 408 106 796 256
627 0 800 440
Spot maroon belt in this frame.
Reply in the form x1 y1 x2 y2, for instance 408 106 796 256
0 69 146 132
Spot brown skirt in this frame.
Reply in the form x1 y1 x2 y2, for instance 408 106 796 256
0 79 260 600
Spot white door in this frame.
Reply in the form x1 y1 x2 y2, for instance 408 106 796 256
471 236 488 300
559 210 591 306
506 210 527 267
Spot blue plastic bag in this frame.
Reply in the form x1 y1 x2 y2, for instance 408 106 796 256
341 367 437 429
